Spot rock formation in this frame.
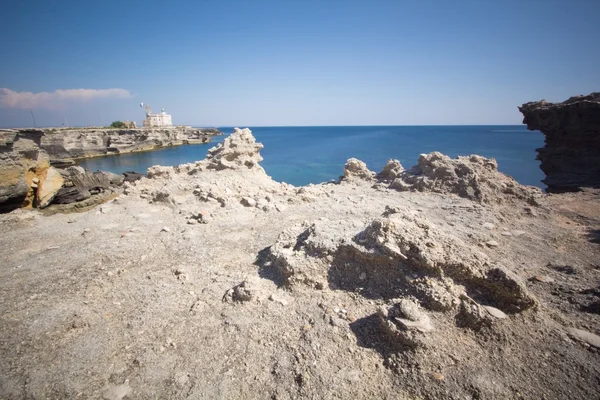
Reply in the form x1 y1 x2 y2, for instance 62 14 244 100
383 152 542 205
0 130 51 212
0 126 219 212
2 127 600 399
3 126 222 167
519 93 600 192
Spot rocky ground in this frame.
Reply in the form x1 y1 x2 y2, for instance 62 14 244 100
1 129 599 399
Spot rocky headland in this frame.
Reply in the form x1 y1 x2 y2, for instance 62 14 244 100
0 127 599 399
0 126 222 212
519 92 600 193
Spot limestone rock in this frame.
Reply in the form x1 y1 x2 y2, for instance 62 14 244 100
376 159 404 182
204 128 264 171
342 158 375 182
36 167 64 208
264 209 534 315
568 328 600 348
377 299 434 348
0 130 50 211
223 281 254 303
519 93 600 192
385 152 541 205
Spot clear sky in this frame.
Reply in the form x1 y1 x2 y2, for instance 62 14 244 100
1 0 598 127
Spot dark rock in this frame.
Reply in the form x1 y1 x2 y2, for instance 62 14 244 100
52 170 121 205
123 171 145 183
519 93 600 193
53 186 91 204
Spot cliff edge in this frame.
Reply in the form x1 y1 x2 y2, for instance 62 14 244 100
519 93 600 193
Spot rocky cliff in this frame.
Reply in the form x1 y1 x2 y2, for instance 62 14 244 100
4 126 222 166
519 93 600 192
0 130 52 212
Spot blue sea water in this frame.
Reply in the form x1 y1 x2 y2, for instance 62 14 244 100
77 126 546 188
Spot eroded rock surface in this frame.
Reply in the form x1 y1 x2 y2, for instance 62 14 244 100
1 127 599 400
384 152 542 205
519 93 600 192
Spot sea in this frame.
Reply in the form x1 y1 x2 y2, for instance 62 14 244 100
77 126 546 188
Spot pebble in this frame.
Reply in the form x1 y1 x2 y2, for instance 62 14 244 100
485 240 499 247
500 231 512 236
512 230 526 237
161 227 170 232
568 328 600 348
432 372 445 381
359 272 367 280
532 275 555 283
482 222 495 230
483 305 508 319
269 293 288 306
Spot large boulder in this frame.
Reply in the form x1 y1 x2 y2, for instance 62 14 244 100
519 93 600 192
35 167 64 208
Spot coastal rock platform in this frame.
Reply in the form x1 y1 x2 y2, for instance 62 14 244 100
0 128 599 399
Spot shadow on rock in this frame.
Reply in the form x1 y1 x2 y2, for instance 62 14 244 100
349 314 408 360
254 246 286 287
587 229 600 245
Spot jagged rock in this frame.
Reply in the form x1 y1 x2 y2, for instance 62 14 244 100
123 171 144 183
204 128 264 171
342 158 375 182
519 93 600 192
52 169 122 205
0 130 50 212
377 299 434 348
223 281 254 303
265 210 535 315
385 152 541 205
36 167 64 208
376 159 404 182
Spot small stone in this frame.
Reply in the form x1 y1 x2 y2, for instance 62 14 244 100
512 230 526 237
483 305 508 319
568 328 600 348
482 222 495 230
161 227 170 232
485 240 499 247
359 272 367 280
532 275 555 283
82 228 91 235
500 231 512 236
269 293 289 306
240 197 257 207
432 372 445 381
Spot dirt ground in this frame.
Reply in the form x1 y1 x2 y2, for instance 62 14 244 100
1 130 599 399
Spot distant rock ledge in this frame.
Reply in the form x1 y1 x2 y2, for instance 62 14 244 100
519 93 600 193
0 126 223 167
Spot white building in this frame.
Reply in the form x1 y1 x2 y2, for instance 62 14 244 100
143 108 173 127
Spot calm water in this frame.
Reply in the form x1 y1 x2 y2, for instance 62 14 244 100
78 126 546 188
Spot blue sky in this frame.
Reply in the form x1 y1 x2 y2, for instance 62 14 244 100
1 0 598 127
